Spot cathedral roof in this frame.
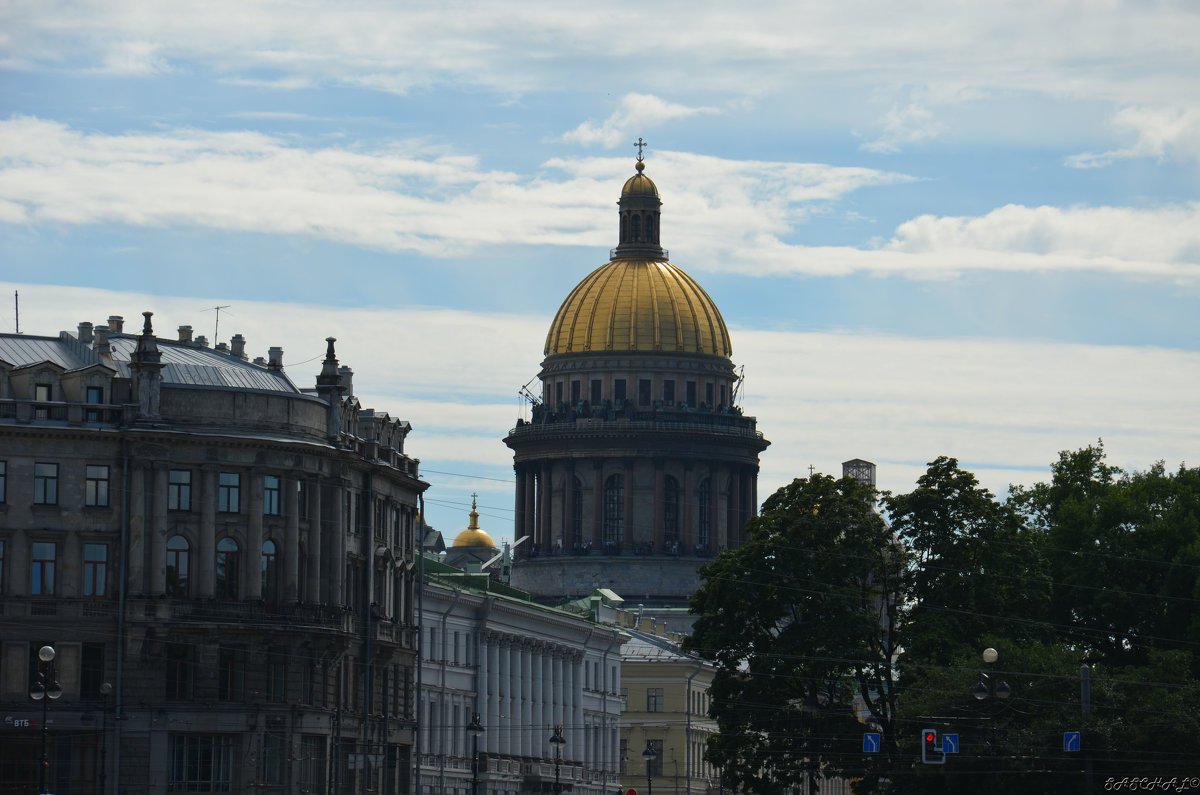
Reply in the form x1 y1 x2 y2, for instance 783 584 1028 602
544 157 732 358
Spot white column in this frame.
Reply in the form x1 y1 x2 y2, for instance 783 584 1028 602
521 644 533 757
487 637 500 755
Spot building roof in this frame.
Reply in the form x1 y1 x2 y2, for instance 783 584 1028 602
0 330 299 393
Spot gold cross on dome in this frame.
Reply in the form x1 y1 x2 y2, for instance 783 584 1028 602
634 137 647 161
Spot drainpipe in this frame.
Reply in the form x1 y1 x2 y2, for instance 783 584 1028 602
685 661 704 795
415 495 425 795
436 589 463 794
362 471 374 795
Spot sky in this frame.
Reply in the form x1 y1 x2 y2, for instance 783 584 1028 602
1 0 1198 540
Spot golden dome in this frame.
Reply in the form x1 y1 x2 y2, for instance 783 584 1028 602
544 259 732 357
622 160 659 197
452 496 496 548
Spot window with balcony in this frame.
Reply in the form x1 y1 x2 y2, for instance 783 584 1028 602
166 535 190 597
85 386 104 422
216 537 239 600
31 541 56 595
261 539 278 603
83 543 108 596
168 734 233 790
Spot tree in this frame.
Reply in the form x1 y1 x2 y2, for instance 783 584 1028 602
685 474 905 794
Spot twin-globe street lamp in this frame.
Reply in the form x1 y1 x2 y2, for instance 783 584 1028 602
642 741 657 795
467 712 485 795
30 644 63 795
549 725 566 795
973 647 1012 795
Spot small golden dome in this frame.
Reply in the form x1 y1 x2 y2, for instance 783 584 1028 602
452 496 496 548
544 259 732 357
621 160 659 197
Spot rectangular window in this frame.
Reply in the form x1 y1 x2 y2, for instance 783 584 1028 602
81 642 105 698
0 539 4 592
614 379 627 404
85 465 110 507
83 543 108 596
263 475 281 516
638 379 651 406
647 738 663 777
34 463 58 505
218 472 240 513
590 379 602 405
663 380 675 406
86 386 104 422
263 733 284 785
168 735 234 792
706 382 714 408
554 381 563 408
166 643 195 700
218 647 246 701
31 541 56 595
570 380 581 404
168 470 192 511
647 687 664 712
686 380 697 407
0 460 6 502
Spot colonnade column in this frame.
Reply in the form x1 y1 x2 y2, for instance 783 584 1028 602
652 460 664 551
126 464 146 593
591 461 603 545
524 466 537 543
564 468 575 549
514 465 528 545
487 638 501 755
521 644 533 757
197 469 216 598
682 464 694 552
284 476 300 603
149 465 168 594
307 477 322 603
330 480 346 606
622 460 633 548
538 462 552 550
246 471 264 600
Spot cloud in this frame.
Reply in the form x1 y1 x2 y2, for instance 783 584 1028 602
561 93 720 149
6 281 1198 538
1066 105 1200 168
859 100 943 154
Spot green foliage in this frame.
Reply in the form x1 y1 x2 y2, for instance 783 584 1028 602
685 474 904 794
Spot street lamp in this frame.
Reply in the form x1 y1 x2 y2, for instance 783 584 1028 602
30 644 63 795
973 647 1012 795
99 682 113 795
642 741 657 795
549 725 566 795
467 711 485 795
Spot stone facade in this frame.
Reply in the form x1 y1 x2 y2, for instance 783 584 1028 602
0 313 427 795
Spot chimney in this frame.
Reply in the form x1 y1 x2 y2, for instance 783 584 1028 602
230 334 247 359
267 347 284 371
178 325 193 343
195 335 209 348
339 365 354 397
252 356 266 366
108 315 124 332
78 322 94 343
94 325 111 354
215 342 230 354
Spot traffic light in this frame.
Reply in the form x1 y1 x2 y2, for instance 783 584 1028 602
921 728 945 764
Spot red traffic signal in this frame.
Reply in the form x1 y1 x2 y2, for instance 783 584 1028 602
921 728 944 765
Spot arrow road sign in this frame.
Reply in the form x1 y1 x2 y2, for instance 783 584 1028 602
863 732 881 753
1064 731 1081 752
942 733 959 754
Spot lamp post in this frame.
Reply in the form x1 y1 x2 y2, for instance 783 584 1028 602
973 647 1011 795
549 725 566 795
467 712 485 795
30 644 63 795
642 741 657 795
99 682 113 795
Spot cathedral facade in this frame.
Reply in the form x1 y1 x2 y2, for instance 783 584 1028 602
505 157 769 607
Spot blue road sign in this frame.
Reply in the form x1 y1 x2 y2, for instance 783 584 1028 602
1064 731 1081 752
942 733 959 754
863 732 881 753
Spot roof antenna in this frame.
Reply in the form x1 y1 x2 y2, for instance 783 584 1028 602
13 290 19 334
203 305 231 344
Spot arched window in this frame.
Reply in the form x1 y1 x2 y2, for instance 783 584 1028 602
603 474 624 545
216 537 240 600
663 475 680 544
261 539 278 603
166 535 190 597
621 215 629 244
645 215 655 243
631 215 641 242
696 479 711 551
